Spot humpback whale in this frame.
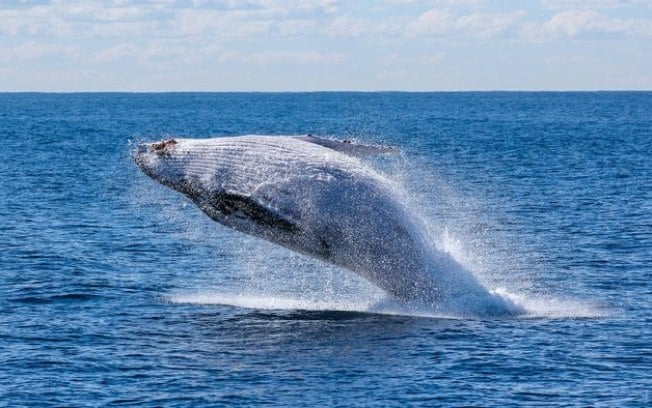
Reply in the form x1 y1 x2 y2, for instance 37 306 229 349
135 135 519 315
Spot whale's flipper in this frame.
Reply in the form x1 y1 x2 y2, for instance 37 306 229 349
210 192 301 233
295 135 399 157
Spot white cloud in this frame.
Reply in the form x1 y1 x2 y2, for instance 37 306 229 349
2 1 649 42
276 18 320 36
406 8 454 36
385 0 486 6
455 10 525 38
63 4 148 22
0 0 650 90
404 8 525 38
540 0 648 9
88 41 224 66
0 41 80 62
634 0 652 9
543 9 602 37
328 13 380 37
0 2 165 37
176 8 273 37
0 1 359 39
89 43 138 64
529 9 652 38
380 52 446 66
219 50 345 65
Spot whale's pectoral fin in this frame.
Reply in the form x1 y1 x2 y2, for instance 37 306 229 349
210 192 302 234
295 135 399 157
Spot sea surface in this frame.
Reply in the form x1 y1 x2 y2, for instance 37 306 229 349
0 92 650 406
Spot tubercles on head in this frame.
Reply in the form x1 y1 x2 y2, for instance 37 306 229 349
151 139 178 155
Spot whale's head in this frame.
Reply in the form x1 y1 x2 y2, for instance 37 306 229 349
134 138 188 189
133 137 300 230
133 138 222 204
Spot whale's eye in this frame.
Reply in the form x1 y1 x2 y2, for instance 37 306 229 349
151 139 178 154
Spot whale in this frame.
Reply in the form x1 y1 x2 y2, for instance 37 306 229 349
134 135 519 315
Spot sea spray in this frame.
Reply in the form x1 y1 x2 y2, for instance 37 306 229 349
137 134 600 318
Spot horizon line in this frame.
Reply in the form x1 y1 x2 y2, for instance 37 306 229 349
1 89 651 94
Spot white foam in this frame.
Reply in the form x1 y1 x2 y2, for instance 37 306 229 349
165 288 606 320
494 288 610 319
166 291 385 314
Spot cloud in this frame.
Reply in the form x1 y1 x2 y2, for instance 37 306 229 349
455 10 526 38
543 9 603 37
540 0 649 10
380 52 446 66
405 8 525 38
176 8 273 37
2 1 650 42
1 0 651 90
384 0 486 6
328 13 381 37
10 2 331 39
529 9 652 39
0 41 79 62
276 18 320 36
0 2 165 37
406 8 454 36
219 50 345 65
89 43 139 64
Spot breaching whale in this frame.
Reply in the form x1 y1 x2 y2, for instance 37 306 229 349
134 135 519 315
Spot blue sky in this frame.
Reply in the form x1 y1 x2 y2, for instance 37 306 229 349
1 0 651 91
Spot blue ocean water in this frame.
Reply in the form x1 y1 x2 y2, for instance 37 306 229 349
0 92 650 406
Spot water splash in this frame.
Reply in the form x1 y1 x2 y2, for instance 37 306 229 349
494 288 610 319
165 289 606 319
140 135 604 320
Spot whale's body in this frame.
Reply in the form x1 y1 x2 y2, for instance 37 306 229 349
135 135 518 315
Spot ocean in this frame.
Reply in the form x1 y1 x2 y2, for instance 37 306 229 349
1 92 650 406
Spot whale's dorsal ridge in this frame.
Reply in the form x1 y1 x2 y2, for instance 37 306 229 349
295 135 399 157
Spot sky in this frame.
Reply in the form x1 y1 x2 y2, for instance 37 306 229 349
1 0 651 91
